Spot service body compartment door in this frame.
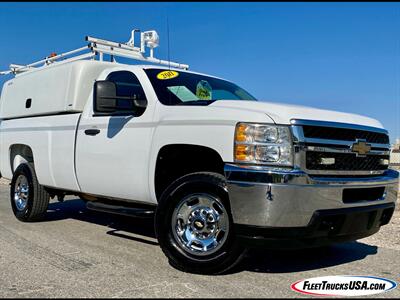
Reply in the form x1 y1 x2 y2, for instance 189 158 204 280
75 69 156 202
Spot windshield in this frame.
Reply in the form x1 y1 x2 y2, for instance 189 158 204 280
144 68 257 105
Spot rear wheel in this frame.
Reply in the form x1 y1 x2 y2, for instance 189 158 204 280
155 172 245 274
10 163 50 222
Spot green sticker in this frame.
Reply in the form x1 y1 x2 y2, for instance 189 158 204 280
196 80 212 100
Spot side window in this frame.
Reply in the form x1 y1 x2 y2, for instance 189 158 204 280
106 71 147 112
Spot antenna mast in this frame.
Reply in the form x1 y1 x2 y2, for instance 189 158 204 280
167 15 171 70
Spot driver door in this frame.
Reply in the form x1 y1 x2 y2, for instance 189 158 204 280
75 70 155 202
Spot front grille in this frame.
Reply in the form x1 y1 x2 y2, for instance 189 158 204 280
303 125 389 144
306 152 389 171
293 120 391 174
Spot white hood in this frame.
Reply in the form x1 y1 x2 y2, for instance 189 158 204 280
210 100 384 129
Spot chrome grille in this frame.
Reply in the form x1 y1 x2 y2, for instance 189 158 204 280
302 125 389 144
291 119 390 175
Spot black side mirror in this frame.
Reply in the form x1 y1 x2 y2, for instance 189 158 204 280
93 80 148 115
94 80 117 113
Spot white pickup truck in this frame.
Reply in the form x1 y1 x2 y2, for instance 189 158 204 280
0 29 398 274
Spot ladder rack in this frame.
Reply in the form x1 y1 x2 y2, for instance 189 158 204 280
0 29 189 76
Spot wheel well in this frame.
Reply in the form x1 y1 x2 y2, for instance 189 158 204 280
154 144 225 201
9 144 34 173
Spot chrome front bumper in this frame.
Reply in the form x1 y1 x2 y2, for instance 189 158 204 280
224 164 399 227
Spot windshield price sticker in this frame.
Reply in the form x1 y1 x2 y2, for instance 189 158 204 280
157 70 179 80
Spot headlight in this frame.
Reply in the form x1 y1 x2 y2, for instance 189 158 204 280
234 123 293 166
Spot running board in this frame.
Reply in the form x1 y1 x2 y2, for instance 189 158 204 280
86 201 155 218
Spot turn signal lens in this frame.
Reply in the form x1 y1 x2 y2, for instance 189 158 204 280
235 123 249 143
235 144 254 161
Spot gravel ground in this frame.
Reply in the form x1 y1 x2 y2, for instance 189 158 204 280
362 206 400 251
0 177 398 298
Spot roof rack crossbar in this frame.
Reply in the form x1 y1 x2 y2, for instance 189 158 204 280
91 43 189 70
0 29 189 76
1 46 91 75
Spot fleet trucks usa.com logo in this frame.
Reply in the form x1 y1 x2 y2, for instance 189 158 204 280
291 275 397 297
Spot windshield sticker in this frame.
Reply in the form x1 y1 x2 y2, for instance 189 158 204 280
157 70 179 80
196 80 212 100
167 86 199 102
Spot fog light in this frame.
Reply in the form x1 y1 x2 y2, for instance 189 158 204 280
320 157 335 165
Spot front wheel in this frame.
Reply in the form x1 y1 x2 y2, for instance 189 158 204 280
155 172 246 274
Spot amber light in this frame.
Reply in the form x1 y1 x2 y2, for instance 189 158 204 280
235 123 248 143
235 144 251 161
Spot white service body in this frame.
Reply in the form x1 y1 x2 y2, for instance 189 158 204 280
0 61 110 118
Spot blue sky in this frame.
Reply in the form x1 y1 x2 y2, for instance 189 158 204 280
0 2 399 142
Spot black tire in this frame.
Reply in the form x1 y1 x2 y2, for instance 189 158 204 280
10 163 50 222
155 172 246 274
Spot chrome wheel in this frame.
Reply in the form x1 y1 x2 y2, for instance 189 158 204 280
171 193 229 256
14 175 29 211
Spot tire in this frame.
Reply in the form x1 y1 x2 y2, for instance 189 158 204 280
10 163 50 222
155 172 246 274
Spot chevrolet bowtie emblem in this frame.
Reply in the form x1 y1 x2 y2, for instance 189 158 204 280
351 140 371 156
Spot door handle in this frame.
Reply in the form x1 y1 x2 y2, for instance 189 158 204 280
84 129 100 136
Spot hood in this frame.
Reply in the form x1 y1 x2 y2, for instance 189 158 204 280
210 100 384 129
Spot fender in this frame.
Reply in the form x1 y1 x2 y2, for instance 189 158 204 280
147 103 275 202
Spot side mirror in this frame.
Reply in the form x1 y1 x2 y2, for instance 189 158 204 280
93 80 148 114
94 80 117 113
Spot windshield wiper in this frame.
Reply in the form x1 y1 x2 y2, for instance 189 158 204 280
176 100 217 106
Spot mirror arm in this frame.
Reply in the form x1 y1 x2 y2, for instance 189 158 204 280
99 96 148 109
100 96 142 101
99 105 134 110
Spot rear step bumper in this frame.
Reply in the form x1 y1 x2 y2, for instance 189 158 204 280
86 201 155 218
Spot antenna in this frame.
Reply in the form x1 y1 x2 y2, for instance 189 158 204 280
167 14 171 70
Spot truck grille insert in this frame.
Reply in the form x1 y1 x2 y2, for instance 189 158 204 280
303 125 389 144
306 152 389 171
